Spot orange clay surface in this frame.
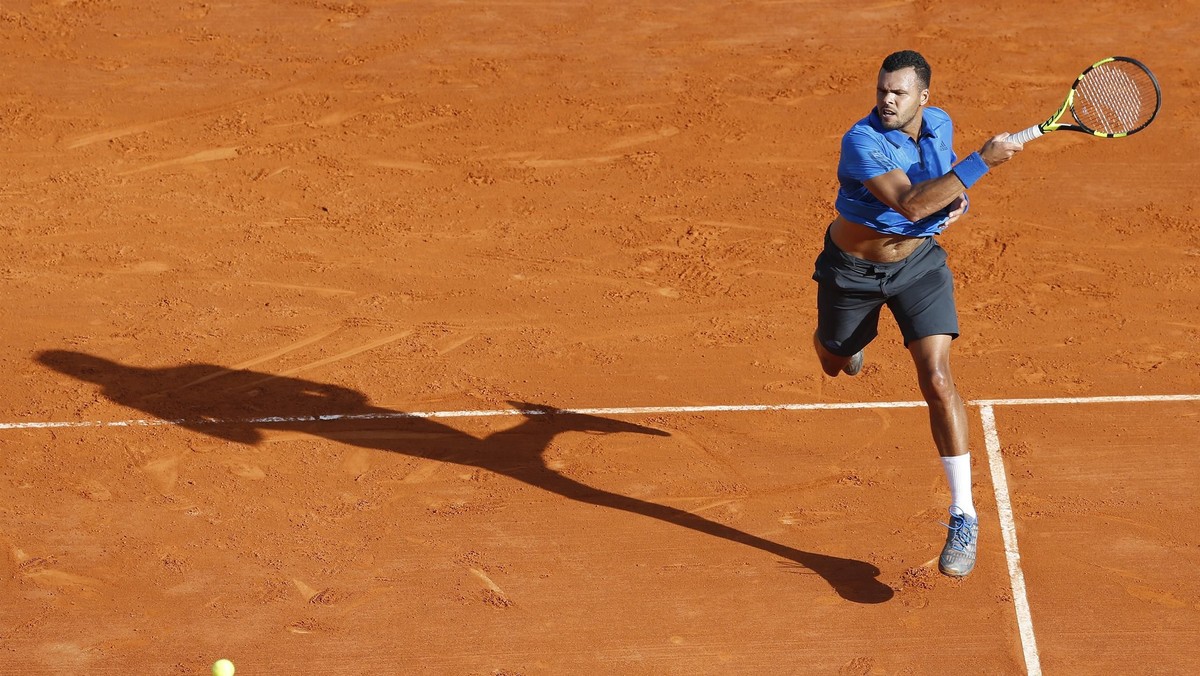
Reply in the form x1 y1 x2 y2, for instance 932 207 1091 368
1 1 1198 674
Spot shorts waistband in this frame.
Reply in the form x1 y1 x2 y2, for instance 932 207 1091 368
824 228 934 275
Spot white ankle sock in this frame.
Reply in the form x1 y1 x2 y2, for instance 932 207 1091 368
941 453 976 518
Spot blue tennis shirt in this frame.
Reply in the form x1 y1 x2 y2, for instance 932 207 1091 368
835 106 962 237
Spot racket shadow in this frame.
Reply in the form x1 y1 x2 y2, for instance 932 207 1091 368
36 349 894 604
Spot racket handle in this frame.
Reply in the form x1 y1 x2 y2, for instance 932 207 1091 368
1009 125 1043 145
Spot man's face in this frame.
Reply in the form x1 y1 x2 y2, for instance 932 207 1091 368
876 67 929 133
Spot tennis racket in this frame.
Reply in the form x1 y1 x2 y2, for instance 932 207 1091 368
1009 56 1161 145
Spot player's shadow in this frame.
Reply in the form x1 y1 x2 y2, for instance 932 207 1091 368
37 349 894 604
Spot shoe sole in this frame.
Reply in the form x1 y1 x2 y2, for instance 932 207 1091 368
938 562 975 577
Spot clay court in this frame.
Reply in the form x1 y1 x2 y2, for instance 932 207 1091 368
2 1 1198 674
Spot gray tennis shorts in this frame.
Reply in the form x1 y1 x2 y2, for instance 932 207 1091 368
812 228 959 357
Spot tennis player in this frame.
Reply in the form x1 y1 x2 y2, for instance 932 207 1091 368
812 50 1022 577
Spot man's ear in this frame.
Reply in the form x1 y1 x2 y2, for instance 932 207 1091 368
920 89 930 106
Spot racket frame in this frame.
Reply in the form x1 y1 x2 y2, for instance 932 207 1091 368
1011 56 1161 145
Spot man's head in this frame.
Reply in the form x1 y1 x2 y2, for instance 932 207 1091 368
876 50 931 135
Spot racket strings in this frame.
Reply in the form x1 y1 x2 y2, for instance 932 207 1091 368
1074 62 1158 134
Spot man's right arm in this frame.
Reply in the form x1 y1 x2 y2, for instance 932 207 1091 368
864 134 1023 222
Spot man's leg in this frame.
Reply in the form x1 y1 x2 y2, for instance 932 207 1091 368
907 334 969 457
812 330 860 377
908 333 978 577
812 231 879 379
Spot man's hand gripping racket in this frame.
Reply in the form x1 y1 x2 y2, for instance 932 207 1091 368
1009 56 1162 145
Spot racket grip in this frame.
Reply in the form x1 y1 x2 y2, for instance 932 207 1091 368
1009 125 1043 145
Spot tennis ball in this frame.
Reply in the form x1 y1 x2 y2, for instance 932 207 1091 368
212 659 235 676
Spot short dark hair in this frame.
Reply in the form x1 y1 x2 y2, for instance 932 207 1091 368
881 50 931 89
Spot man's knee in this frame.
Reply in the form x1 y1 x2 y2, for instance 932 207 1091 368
919 367 958 404
813 331 848 377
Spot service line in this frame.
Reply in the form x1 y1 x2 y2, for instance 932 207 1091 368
2 393 1198 431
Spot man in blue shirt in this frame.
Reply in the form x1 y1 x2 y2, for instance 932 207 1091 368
811 50 1022 577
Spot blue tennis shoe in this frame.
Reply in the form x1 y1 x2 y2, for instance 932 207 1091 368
939 506 979 577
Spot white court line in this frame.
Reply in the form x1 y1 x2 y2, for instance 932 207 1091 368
980 404 1042 676
0 400 933 430
975 393 1200 407
2 393 1198 430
